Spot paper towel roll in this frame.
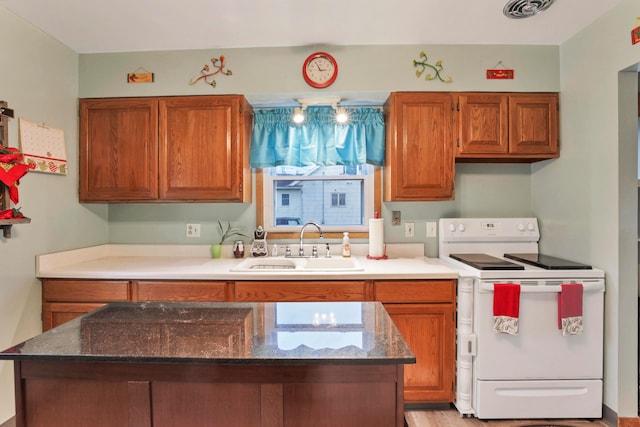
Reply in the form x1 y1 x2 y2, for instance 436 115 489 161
368 218 385 258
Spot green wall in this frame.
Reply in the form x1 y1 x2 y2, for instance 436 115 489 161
78 45 558 256
0 7 108 423
538 0 640 417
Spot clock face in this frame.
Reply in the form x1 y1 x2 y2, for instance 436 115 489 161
302 52 338 88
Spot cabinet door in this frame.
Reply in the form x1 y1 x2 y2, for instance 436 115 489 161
508 94 559 156
456 93 509 156
42 279 130 331
79 98 159 201
43 302 107 331
136 281 226 302
384 92 454 201
383 303 455 403
159 96 252 202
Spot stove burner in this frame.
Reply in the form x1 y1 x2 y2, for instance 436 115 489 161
504 253 592 270
450 253 525 270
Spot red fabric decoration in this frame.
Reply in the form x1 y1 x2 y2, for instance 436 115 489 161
0 208 24 219
0 163 29 187
0 147 23 163
558 283 583 329
493 283 520 318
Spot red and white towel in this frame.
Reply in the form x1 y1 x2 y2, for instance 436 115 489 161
493 283 520 335
558 283 583 336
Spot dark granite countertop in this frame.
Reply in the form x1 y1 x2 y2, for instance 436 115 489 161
0 302 415 366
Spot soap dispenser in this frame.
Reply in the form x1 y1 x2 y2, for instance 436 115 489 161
342 232 351 258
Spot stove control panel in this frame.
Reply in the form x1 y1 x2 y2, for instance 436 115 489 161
439 218 539 242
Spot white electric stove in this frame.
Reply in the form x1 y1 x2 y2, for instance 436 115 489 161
439 218 605 420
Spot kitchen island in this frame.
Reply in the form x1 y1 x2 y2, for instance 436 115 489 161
0 301 415 427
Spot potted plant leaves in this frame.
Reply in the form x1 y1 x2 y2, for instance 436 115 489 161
211 221 248 258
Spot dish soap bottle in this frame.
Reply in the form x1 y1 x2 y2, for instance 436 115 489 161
342 232 351 258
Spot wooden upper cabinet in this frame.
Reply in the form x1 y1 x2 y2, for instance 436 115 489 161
384 92 455 201
455 92 559 162
79 98 159 201
79 95 252 203
508 93 558 157
456 93 509 155
159 96 252 202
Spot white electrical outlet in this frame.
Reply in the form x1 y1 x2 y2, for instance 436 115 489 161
186 223 201 237
426 221 437 238
405 222 414 238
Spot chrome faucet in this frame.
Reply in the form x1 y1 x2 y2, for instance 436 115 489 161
299 221 323 257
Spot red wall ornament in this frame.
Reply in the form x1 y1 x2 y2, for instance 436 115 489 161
486 69 514 80
486 61 514 80
632 27 640 45
632 17 640 45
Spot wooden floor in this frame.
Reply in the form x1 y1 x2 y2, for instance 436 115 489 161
405 407 609 427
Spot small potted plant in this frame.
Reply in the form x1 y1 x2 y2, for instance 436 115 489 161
211 221 247 258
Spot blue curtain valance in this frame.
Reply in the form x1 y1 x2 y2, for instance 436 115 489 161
250 106 385 168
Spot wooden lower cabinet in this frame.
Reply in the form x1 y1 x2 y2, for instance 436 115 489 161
375 280 456 403
40 277 456 404
42 302 109 331
16 360 404 427
382 304 455 403
41 279 130 330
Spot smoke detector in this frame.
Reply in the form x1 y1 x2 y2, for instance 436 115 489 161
503 0 555 19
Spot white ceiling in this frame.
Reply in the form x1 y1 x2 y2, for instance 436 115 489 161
0 0 626 53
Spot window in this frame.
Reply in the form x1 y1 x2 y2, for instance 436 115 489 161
263 164 375 233
331 193 346 207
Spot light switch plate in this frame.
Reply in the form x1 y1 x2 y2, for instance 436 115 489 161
405 222 414 238
426 221 437 238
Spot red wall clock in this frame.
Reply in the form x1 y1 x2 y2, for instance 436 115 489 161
302 52 338 88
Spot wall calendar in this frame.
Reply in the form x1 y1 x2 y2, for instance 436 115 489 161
19 119 67 175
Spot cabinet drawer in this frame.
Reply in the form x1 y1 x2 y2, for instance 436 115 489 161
374 280 455 303
136 281 226 302
42 280 129 302
235 281 366 302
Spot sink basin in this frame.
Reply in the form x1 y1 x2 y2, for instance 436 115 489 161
230 258 298 271
302 257 363 271
230 256 364 272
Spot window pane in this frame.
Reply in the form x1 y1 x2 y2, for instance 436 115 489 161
264 165 374 232
273 179 363 226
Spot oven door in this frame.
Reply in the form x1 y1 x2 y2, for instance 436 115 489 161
475 278 604 380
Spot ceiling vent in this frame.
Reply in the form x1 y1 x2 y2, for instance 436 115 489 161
503 0 555 19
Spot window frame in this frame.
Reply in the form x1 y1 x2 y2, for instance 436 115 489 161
256 167 382 239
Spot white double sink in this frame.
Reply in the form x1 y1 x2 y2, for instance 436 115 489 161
230 256 364 272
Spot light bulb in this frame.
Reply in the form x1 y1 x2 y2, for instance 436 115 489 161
335 107 348 124
293 107 305 124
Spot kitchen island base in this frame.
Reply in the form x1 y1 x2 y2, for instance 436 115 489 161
14 359 405 427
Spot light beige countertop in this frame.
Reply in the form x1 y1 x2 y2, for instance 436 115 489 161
36 244 458 281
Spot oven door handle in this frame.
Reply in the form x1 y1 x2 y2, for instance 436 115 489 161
480 282 604 293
